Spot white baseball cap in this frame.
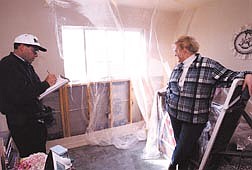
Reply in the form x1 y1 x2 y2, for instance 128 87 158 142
14 34 47 52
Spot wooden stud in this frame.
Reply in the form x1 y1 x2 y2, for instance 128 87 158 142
57 79 133 139
59 86 71 137
87 83 92 128
129 80 133 123
59 87 67 137
109 81 113 128
63 85 71 137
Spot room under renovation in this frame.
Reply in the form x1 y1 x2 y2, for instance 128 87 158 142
0 0 252 169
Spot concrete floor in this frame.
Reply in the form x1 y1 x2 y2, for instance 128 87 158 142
68 141 169 170
68 141 252 170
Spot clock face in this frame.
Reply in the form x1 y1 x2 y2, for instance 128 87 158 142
234 29 252 55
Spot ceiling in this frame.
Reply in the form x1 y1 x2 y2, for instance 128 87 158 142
115 0 216 11
45 0 217 12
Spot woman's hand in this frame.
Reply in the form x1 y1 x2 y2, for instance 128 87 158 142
243 74 252 96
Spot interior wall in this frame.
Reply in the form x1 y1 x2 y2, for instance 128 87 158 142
0 1 251 85
148 10 180 86
0 0 179 82
0 0 64 79
176 0 252 70
0 0 179 131
1 0 252 132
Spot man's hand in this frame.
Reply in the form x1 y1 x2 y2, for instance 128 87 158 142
45 73 57 86
243 74 252 96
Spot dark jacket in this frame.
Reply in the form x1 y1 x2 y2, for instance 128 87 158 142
0 52 50 127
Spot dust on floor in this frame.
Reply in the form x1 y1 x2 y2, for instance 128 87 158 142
68 141 252 170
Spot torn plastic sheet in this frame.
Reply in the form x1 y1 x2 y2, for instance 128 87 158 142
44 0 174 151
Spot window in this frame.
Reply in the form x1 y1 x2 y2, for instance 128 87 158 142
62 26 146 83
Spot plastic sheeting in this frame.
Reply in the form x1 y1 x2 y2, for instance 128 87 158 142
199 87 252 162
44 0 174 150
43 0 252 161
210 88 252 152
144 86 252 162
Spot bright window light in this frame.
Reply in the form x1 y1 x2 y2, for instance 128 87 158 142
62 27 87 82
62 26 146 83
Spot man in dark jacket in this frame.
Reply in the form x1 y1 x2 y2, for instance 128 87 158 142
0 34 57 158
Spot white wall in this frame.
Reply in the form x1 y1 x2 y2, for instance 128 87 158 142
0 0 251 76
0 0 179 131
0 0 65 79
0 0 179 77
176 0 252 70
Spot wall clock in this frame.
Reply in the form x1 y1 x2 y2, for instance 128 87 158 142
233 25 252 59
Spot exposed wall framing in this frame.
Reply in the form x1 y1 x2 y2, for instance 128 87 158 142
43 79 138 140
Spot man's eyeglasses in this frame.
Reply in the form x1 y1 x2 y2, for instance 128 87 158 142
24 45 39 54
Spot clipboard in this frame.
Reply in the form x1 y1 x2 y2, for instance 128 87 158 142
38 75 69 100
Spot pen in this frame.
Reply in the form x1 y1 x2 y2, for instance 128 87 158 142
60 74 70 81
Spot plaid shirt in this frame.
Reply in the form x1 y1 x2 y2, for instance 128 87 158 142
166 53 248 124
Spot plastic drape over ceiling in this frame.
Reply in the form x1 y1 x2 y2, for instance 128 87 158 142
44 0 178 157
